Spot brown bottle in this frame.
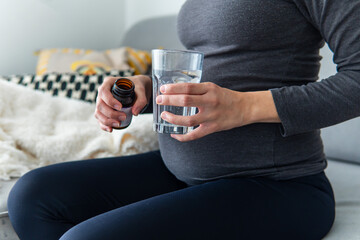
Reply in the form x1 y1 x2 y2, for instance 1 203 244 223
111 78 136 130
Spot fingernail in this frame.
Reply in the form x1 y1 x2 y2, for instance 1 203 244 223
132 108 139 116
160 85 166 93
170 134 179 140
119 115 126 121
114 105 122 111
112 123 120 128
161 112 167 120
156 96 163 104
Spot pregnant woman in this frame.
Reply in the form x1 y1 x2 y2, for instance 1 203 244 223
8 0 360 239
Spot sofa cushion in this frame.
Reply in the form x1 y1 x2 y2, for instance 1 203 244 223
0 211 18 239
322 117 360 165
120 15 184 52
324 159 360 239
0 179 17 213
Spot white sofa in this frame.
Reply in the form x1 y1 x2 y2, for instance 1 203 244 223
1 15 360 240
321 119 360 239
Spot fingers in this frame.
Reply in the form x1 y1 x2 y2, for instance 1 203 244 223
161 111 214 141
96 97 127 120
170 125 213 142
161 111 203 127
157 82 218 107
94 110 116 132
95 75 152 132
132 81 149 116
95 98 127 131
99 122 113 133
156 94 204 107
97 77 123 111
155 82 230 142
160 82 209 95
95 76 122 132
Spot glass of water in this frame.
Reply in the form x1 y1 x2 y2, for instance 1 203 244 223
152 49 204 134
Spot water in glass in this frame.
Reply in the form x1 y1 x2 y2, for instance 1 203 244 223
153 69 202 134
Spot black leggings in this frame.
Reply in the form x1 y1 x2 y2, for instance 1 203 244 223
8 151 335 240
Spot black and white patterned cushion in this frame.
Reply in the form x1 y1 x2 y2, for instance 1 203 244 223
1 69 134 103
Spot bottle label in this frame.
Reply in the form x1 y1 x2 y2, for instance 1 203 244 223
120 107 133 127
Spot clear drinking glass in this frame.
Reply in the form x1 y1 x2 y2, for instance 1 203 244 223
152 49 204 134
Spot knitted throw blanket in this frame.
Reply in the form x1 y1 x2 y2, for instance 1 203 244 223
0 80 158 180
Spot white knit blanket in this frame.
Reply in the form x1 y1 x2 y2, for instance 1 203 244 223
0 80 158 180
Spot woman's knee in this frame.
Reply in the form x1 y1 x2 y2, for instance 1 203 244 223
7 166 57 219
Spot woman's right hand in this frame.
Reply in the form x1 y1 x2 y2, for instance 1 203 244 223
94 75 152 132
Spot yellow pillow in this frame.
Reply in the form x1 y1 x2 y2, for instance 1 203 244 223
36 48 131 75
126 47 152 75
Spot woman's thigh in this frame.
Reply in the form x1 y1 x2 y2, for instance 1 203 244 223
60 172 335 240
8 150 186 240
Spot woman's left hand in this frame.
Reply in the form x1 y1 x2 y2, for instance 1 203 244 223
156 82 250 142
157 82 281 142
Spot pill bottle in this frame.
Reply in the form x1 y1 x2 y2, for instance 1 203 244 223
111 78 136 129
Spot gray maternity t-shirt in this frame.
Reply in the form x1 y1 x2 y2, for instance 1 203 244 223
157 0 360 185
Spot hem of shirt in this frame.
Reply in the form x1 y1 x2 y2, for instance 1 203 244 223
181 158 327 185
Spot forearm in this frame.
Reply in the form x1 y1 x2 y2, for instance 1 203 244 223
233 90 281 126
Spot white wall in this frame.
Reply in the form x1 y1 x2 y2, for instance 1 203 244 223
0 0 126 75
